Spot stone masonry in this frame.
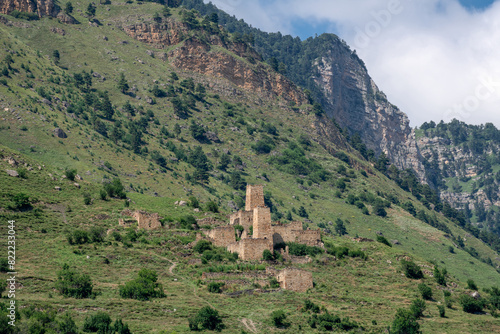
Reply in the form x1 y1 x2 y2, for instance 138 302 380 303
120 209 162 230
208 184 323 261
276 268 313 292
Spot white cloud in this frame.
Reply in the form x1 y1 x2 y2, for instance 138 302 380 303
205 0 500 127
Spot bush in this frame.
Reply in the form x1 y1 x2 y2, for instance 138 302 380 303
55 264 93 298
67 229 90 245
401 259 423 279
270 310 288 328
179 215 198 230
104 178 126 198
83 192 92 205
288 242 323 257
262 249 274 261
391 309 420 334
58 313 79 334
347 249 368 260
188 196 200 208
437 305 446 317
206 201 219 213
207 282 224 293
82 312 112 333
269 277 280 288
189 306 224 331
376 235 392 247
410 298 426 318
194 240 212 254
434 267 447 286
65 169 77 181
467 279 478 291
459 294 484 313
99 189 107 200
418 283 433 300
303 300 320 313
89 227 106 243
111 231 122 242
119 269 166 301
11 193 31 210
0 258 9 272
308 312 359 331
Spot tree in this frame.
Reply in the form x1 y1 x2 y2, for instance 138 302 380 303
467 279 478 291
86 3 96 18
263 249 273 261
335 218 347 236
55 264 93 298
270 310 288 328
391 309 420 334
401 259 423 279
58 313 78 334
434 267 447 286
217 153 230 171
52 50 60 64
173 123 181 137
118 73 129 94
119 269 166 301
83 312 112 333
65 168 77 181
188 306 224 331
298 205 308 218
64 2 73 14
410 298 426 318
190 121 206 141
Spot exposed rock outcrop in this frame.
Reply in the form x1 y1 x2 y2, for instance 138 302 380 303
312 46 425 180
0 0 57 17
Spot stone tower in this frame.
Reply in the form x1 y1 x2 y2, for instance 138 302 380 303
245 184 265 211
253 206 271 239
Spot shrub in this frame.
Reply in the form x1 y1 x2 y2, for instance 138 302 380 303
410 298 426 318
119 269 166 301
83 192 92 205
179 215 198 230
459 294 484 313
303 300 320 313
188 196 200 208
434 267 447 286
67 229 90 245
194 240 212 254
99 189 107 200
418 283 433 300
348 249 368 260
0 258 9 272
55 264 93 298
205 201 219 213
82 312 112 333
58 313 78 334
269 277 280 288
207 282 224 293
188 306 224 331
11 193 31 210
335 218 347 236
270 310 288 328
65 169 77 181
391 309 420 334
401 259 423 279
17 168 27 178
308 312 359 331
104 178 126 198
262 249 274 261
437 305 446 317
467 279 478 291
288 242 323 257
113 319 132 334
111 231 122 242
376 235 392 247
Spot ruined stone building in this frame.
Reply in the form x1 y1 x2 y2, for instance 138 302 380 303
119 209 162 230
202 184 323 260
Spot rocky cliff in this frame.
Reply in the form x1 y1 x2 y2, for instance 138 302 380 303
0 0 57 17
311 43 425 179
123 19 307 106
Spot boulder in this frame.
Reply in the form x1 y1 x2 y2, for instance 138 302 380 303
53 128 67 138
74 183 80 188
6 170 18 177
178 200 187 206
54 186 61 191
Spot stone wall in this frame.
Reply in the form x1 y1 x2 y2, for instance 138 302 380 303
295 230 323 247
271 221 303 244
120 209 162 230
0 0 57 17
197 217 225 226
276 268 313 292
227 238 272 261
245 184 264 211
253 206 271 239
229 210 254 230
205 226 236 248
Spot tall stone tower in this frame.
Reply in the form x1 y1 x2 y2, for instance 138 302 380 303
253 206 271 239
245 185 265 211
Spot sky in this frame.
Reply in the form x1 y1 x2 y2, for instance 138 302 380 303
204 0 500 127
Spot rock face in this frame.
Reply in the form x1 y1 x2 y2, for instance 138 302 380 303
0 0 57 17
311 45 425 179
123 20 307 106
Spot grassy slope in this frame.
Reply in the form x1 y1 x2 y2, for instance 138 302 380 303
0 2 499 333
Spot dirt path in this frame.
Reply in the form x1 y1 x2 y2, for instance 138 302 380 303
168 262 177 274
241 318 257 333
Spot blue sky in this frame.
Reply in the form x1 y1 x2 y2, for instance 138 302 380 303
205 0 500 127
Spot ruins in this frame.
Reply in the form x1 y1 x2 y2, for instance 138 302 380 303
201 184 323 261
119 209 162 230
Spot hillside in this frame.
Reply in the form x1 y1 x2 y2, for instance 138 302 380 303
0 1 499 333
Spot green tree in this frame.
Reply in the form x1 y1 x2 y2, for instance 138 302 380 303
119 269 166 301
83 312 112 333
58 313 78 334
466 279 478 291
298 205 308 218
262 249 273 261
335 218 347 236
64 2 73 14
391 309 420 334
188 306 224 331
270 310 288 328
55 264 93 298
410 298 426 318
401 259 423 279
86 3 96 18
118 72 129 94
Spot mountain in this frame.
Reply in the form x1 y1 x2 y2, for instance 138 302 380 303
0 1 499 333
